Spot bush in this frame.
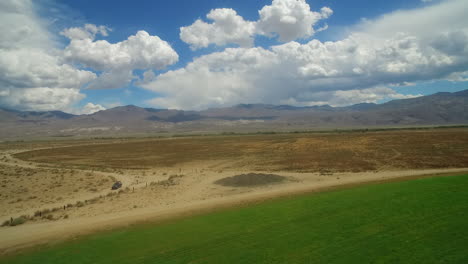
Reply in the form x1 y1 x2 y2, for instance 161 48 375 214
10 217 27 226
1 220 10 227
76 201 85 207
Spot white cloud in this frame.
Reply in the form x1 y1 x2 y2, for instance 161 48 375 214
180 0 332 49
0 0 178 111
0 48 96 89
280 87 422 107
85 70 134 90
0 0 52 50
257 1 332 42
180 8 256 50
80 102 106 115
64 30 179 89
0 87 85 112
0 0 96 112
60 24 110 40
64 30 178 71
143 0 468 110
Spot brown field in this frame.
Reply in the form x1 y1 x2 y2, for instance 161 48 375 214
1 128 468 253
15 128 468 172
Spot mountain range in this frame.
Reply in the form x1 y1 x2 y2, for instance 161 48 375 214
1 90 467 140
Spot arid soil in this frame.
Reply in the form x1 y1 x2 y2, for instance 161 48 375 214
1 128 468 254
15 129 468 172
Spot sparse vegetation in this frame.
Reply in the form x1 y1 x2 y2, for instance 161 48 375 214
9 216 27 226
14 129 468 172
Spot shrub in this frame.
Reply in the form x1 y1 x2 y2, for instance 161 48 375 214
76 201 85 207
1 220 10 227
10 217 27 226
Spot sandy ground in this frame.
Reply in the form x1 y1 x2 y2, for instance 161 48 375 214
1 144 467 255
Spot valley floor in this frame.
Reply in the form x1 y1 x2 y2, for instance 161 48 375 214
0 129 467 254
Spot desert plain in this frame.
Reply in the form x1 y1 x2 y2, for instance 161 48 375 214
1 127 468 254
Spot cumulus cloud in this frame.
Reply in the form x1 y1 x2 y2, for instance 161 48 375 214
257 0 333 42
1 0 178 111
0 87 85 112
64 30 178 71
0 0 52 50
180 0 332 49
79 102 106 115
60 24 110 40
63 30 179 89
0 0 96 111
143 0 468 110
0 49 96 90
180 8 256 50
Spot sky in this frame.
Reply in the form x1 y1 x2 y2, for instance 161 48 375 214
0 0 467 114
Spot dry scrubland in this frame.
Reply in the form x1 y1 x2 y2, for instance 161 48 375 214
16 129 468 171
1 128 468 253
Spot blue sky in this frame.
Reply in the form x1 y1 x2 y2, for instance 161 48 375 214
0 0 467 113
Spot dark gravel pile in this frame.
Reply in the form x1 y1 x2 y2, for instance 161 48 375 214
214 173 286 187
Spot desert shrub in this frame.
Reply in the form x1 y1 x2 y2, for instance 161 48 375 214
41 209 50 214
2 220 10 227
46 215 54 220
10 216 27 226
34 210 42 217
64 215 69 219
76 201 85 207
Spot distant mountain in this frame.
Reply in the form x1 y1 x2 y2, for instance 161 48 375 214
0 89 467 139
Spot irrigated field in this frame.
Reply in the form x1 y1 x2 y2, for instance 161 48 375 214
2 174 468 264
14 129 468 172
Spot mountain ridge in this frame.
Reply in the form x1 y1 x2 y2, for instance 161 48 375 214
1 89 467 139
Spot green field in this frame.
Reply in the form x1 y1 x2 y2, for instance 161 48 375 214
3 174 468 264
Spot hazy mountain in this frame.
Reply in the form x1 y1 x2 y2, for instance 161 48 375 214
1 90 467 139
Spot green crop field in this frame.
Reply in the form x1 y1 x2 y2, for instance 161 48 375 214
3 174 468 264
